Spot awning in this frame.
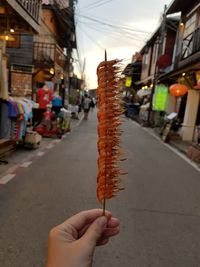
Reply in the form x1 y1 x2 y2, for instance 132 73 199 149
166 0 199 14
137 88 151 98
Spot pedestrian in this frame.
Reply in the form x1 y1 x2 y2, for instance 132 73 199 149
83 94 91 120
90 97 95 111
45 209 120 267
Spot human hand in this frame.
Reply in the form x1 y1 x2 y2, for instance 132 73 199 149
46 209 120 267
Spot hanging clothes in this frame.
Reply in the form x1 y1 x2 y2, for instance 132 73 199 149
0 97 37 143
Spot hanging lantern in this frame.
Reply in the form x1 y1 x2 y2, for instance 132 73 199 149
169 83 188 97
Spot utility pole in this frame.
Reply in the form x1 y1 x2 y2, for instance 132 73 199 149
147 5 167 125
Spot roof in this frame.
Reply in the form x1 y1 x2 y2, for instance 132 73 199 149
139 16 179 54
122 62 142 76
167 0 199 14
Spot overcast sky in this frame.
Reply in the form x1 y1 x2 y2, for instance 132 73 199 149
74 0 172 89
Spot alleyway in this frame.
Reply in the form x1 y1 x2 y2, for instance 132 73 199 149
0 110 200 267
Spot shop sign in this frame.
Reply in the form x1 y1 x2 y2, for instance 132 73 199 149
11 72 32 97
153 84 168 111
125 77 132 87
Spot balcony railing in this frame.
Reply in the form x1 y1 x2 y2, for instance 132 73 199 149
181 27 200 60
33 42 65 68
16 0 41 22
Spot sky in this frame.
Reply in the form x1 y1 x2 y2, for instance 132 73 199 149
74 0 172 89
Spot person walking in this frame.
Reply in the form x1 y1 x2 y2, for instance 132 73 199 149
83 94 91 120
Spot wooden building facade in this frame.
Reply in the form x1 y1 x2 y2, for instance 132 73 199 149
0 0 77 100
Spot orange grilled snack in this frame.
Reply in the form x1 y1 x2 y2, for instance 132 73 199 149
96 57 126 206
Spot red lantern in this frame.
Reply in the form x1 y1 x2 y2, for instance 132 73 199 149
169 83 188 97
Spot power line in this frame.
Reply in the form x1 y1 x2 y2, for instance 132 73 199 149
80 0 110 10
77 23 105 51
77 14 151 35
77 19 145 46
83 0 113 11
76 15 149 43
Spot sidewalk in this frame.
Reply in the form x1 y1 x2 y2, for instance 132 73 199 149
131 118 200 167
170 140 192 155
153 127 200 166
0 114 83 178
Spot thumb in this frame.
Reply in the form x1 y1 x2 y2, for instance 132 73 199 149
81 216 107 246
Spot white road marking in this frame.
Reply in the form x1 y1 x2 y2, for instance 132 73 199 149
0 174 16 184
37 151 45 157
7 165 19 174
53 140 61 144
131 120 200 173
20 161 32 168
46 144 54 149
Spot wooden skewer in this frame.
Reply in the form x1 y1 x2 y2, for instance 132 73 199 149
102 49 107 216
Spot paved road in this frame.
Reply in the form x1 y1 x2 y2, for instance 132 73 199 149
0 110 200 267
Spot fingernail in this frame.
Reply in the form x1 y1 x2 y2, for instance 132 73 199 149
97 216 107 227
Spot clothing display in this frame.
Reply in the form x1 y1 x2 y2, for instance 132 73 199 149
0 97 36 144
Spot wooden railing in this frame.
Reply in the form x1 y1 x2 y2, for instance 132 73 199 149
181 27 200 60
33 42 65 68
16 0 41 22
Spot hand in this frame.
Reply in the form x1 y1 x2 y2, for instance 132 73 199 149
46 209 120 267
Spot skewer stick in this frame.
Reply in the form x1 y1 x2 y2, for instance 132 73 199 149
102 49 107 216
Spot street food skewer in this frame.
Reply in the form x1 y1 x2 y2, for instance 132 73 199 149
96 51 126 215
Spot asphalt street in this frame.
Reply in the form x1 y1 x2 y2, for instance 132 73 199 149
0 109 200 267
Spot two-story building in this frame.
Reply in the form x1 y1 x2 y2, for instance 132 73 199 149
0 0 42 156
33 0 77 103
133 14 179 124
159 0 200 142
0 0 41 99
130 0 200 143
1 0 77 100
0 0 78 156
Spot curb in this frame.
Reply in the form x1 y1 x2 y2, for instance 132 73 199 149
130 119 200 172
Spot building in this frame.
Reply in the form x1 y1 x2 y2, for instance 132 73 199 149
0 0 42 98
124 13 179 123
125 0 200 143
33 0 77 103
159 0 200 141
0 0 42 156
0 0 77 101
0 0 78 157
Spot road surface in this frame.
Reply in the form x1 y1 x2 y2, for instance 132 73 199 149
0 110 200 267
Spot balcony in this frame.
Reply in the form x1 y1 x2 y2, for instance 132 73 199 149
2 0 42 32
181 27 200 60
16 0 41 22
33 42 66 69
